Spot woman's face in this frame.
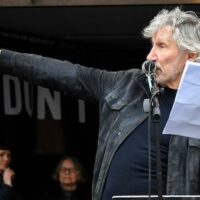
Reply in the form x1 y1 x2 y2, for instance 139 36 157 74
0 150 11 172
58 159 80 191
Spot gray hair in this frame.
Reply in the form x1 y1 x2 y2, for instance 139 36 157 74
143 7 200 60
54 155 87 183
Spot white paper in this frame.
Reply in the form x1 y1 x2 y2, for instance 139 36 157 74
163 61 200 138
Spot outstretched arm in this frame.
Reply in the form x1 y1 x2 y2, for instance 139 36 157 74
0 49 119 102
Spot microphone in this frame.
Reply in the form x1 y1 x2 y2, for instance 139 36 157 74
142 60 156 92
142 60 156 74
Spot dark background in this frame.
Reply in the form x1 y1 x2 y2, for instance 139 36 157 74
0 4 200 199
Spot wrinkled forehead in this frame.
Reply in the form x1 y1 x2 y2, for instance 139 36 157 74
152 26 175 43
154 26 173 36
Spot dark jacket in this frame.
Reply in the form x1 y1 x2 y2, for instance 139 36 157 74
0 182 13 200
40 181 90 200
0 175 22 200
0 49 200 200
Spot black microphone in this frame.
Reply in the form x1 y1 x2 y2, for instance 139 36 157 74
142 60 156 92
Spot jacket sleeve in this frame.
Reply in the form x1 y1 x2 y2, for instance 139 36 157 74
0 49 121 102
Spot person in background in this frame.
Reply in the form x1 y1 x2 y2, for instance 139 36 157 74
0 144 15 200
0 6 200 200
40 156 90 200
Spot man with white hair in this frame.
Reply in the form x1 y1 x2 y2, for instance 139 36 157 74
0 7 200 200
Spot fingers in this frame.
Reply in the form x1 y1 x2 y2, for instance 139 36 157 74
3 168 15 186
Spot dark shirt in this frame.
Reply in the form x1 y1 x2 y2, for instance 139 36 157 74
0 175 13 200
102 88 176 200
40 182 90 200
0 174 23 200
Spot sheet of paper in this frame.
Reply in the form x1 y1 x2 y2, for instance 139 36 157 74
163 61 200 138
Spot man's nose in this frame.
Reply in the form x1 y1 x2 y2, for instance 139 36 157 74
146 47 157 61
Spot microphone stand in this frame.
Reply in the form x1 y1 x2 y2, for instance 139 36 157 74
150 80 163 200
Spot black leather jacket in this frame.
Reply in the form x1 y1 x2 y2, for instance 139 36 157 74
0 49 200 200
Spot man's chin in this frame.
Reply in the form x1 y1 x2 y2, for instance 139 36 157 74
156 78 167 88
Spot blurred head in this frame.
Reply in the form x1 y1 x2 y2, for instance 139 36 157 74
54 156 86 192
143 7 200 89
0 145 11 173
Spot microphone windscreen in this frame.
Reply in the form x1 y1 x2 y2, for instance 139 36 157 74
142 60 156 74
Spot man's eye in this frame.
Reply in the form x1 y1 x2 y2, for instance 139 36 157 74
159 44 166 48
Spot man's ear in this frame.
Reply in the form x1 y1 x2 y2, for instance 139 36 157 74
188 53 198 61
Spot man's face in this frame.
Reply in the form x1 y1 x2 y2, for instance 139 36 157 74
146 26 193 89
0 150 11 172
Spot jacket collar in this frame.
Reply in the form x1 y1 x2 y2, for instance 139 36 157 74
105 69 149 110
